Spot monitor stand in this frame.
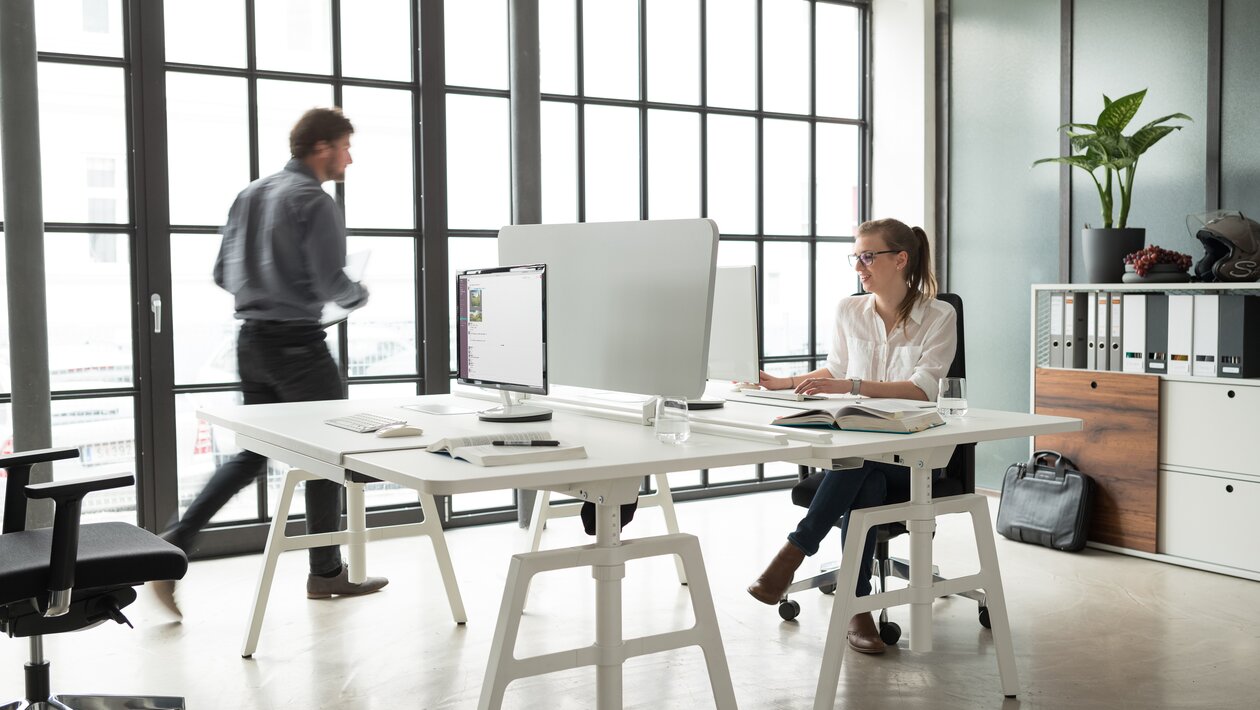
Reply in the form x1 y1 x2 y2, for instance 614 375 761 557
478 390 553 422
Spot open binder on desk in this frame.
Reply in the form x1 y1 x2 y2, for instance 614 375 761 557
426 430 587 466
771 399 945 434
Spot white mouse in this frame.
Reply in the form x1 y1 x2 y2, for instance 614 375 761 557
375 424 423 438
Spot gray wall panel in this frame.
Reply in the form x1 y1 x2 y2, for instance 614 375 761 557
949 0 1060 489
1070 0 1208 275
1221 0 1260 217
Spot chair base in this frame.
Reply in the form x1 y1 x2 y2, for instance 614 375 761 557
2 696 184 710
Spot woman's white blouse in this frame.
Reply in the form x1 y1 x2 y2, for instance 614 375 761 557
824 295 958 401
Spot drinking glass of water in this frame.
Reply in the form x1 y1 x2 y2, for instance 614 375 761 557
937 377 968 416
655 396 691 443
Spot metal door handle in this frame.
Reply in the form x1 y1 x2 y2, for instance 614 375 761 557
150 293 162 334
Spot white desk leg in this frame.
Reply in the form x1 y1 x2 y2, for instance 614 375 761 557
527 489 552 553
813 507 869 710
418 491 468 624
967 495 1019 697
593 501 626 710
242 469 310 658
907 458 935 652
346 480 367 584
653 473 688 586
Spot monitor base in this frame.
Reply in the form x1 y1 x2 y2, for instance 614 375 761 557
477 404 553 423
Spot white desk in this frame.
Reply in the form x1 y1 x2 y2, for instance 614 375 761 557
203 393 1080 710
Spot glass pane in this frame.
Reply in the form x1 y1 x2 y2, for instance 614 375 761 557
706 0 756 109
816 3 861 119
541 101 578 223
446 0 508 89
38 63 129 224
164 0 246 67
583 0 638 100
180 391 268 526
816 123 860 236
447 236 500 370
36 0 124 57
341 0 411 81
0 403 7 512
256 80 334 178
349 382 418 398
172 233 239 385
167 72 249 226
52 396 137 523
540 0 577 94
584 105 640 222
647 110 700 220
45 234 133 390
762 0 810 115
255 0 332 75
764 460 801 480
717 240 756 267
706 114 756 234
446 95 510 230
763 360 808 379
763 241 809 357
763 119 810 235
342 86 415 229
816 241 858 356
451 490 515 514
647 0 699 105
346 236 417 377
708 464 758 486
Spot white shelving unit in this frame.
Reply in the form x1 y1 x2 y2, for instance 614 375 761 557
1030 283 1260 581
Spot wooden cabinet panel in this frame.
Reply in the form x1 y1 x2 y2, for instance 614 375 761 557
1033 368 1161 552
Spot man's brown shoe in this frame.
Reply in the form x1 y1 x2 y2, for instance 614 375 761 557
747 542 807 605
846 612 887 654
307 566 389 599
149 579 182 620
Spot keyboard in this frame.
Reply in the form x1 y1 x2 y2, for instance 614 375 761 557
324 412 407 433
741 389 828 402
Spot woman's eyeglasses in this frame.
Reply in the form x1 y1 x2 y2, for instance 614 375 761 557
847 249 901 267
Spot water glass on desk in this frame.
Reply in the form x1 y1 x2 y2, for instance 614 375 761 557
655 396 691 443
938 377 968 416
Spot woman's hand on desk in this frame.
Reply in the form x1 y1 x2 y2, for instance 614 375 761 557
794 377 853 396
756 370 792 391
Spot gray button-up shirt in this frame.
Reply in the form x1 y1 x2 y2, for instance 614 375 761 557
214 159 367 322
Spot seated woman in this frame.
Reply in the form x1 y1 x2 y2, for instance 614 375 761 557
746 217 957 654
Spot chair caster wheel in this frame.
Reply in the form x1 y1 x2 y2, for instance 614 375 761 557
978 606 991 629
819 583 837 595
879 621 901 645
778 599 801 621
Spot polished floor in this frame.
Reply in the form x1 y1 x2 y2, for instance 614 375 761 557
2 491 1257 709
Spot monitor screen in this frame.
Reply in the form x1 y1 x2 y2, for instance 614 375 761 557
456 263 547 395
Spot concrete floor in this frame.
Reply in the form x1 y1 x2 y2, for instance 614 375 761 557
2 491 1257 709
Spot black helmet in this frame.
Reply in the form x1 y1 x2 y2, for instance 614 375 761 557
1194 212 1260 282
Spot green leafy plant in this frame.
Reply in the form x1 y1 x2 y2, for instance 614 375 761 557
1034 89 1190 228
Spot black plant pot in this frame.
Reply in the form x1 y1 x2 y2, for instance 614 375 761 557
1082 227 1145 283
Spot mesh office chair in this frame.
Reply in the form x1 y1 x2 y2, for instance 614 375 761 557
777 293 987 644
1 447 189 710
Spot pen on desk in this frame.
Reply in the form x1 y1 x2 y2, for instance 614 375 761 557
492 440 561 447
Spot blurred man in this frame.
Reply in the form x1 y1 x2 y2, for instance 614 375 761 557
152 108 386 617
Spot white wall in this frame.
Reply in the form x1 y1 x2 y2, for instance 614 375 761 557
870 0 934 233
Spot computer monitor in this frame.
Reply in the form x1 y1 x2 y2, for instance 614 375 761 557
707 266 760 383
456 263 552 422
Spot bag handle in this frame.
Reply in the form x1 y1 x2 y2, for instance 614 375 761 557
1027 450 1077 478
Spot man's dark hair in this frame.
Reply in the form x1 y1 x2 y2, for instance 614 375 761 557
289 107 354 159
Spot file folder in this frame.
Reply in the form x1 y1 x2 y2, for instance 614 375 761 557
1144 293 1169 374
1217 294 1260 378
1166 294 1194 376
1064 291 1089 368
1095 292 1111 371
1192 294 1219 377
1122 293 1146 373
1086 294 1098 370
1108 292 1124 371
1049 292 1065 367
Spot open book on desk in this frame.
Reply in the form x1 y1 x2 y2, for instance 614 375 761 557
425 430 587 467
771 399 945 434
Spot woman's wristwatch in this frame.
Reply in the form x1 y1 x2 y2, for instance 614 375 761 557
849 378 862 396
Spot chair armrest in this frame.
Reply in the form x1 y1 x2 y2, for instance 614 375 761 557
3 447 81 535
24 473 134 617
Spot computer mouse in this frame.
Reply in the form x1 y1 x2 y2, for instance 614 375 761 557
375 424 424 438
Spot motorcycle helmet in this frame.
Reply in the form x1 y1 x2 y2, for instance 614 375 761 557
1193 211 1260 282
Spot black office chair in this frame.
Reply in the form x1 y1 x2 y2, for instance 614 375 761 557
1 447 189 710
778 293 986 643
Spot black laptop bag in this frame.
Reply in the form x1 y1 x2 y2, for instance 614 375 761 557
995 450 1094 552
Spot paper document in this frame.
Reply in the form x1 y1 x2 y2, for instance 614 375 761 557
320 250 371 327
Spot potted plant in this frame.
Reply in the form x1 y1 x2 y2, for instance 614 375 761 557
1034 89 1191 283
